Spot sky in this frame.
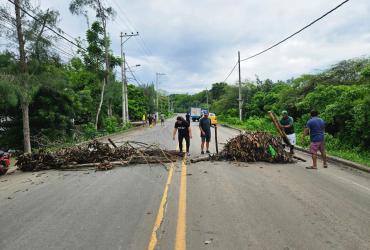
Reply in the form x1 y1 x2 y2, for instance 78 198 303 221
2 0 370 94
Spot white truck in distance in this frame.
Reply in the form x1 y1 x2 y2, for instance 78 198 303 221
190 107 202 122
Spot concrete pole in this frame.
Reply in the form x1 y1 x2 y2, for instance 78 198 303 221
238 51 242 121
120 32 127 125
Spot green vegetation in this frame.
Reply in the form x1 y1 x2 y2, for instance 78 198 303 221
0 1 171 151
172 58 370 167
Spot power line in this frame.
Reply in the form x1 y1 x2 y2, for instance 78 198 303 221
222 0 350 83
223 61 238 82
0 15 75 60
240 0 350 62
108 0 152 57
6 0 86 52
126 61 144 85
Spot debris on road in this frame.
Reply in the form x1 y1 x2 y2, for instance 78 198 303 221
218 132 292 163
16 140 179 172
191 132 293 164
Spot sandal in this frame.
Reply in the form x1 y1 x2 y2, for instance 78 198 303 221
306 166 318 170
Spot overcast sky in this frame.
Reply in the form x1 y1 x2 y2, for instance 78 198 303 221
4 0 370 93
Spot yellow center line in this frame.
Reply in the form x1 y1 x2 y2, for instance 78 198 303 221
175 155 187 250
147 162 175 250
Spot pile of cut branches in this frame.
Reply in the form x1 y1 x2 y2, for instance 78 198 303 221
16 140 178 172
217 132 292 163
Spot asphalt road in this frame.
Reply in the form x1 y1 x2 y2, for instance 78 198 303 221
1 116 370 250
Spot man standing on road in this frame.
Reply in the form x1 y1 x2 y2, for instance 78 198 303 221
199 111 211 154
173 116 192 156
279 110 296 154
160 113 165 126
185 112 191 124
142 114 146 127
302 110 328 170
148 115 153 128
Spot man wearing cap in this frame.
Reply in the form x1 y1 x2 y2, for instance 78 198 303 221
199 110 211 154
279 110 296 154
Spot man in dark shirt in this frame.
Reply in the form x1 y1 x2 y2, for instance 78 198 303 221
185 112 191 124
302 110 327 169
279 110 296 154
199 111 211 154
173 116 192 156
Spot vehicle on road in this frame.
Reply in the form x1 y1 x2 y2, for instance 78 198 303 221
190 107 202 122
209 112 217 125
0 150 10 175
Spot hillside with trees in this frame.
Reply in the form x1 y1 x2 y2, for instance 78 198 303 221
0 0 170 151
171 58 370 165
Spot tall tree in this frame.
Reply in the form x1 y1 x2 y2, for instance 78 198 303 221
0 0 60 152
69 0 115 129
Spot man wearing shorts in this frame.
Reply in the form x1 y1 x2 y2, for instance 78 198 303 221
199 111 211 154
302 110 328 169
280 110 296 154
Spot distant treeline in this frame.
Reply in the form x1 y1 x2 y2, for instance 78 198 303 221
171 58 370 150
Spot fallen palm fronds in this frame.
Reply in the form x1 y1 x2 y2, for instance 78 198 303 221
217 132 292 163
16 140 178 172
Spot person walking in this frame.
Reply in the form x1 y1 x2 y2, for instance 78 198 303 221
173 116 192 156
185 112 191 124
148 115 153 128
279 110 296 154
199 110 211 154
302 110 328 169
160 113 165 126
142 114 146 127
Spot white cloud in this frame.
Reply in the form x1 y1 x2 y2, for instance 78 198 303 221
10 0 370 93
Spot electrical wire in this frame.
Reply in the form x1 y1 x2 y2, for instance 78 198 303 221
0 15 75 60
223 61 238 82
126 61 144 85
222 0 350 82
240 0 350 62
6 0 86 52
108 0 152 57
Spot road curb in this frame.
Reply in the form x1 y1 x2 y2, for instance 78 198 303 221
294 145 370 173
219 123 245 133
220 123 370 173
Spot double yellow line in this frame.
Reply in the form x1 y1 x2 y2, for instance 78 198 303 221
175 156 187 250
147 148 188 250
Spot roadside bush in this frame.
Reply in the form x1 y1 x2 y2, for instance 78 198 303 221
243 117 275 133
103 116 120 134
81 122 99 139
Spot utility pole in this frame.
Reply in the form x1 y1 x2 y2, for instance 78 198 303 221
168 96 170 113
206 88 209 109
120 33 127 124
120 32 139 125
156 72 166 116
238 51 242 121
